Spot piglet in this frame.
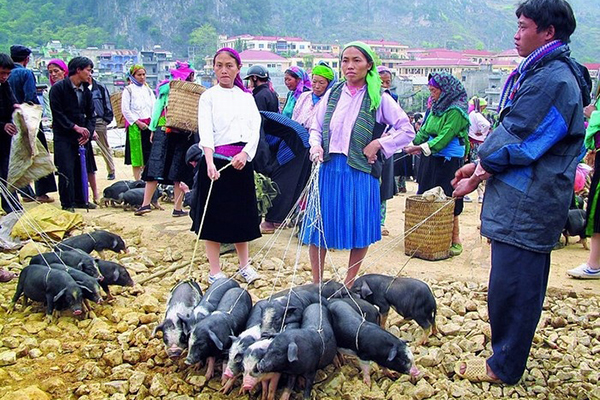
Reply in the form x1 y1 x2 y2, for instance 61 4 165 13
120 188 162 211
328 300 419 385
54 230 127 255
257 303 337 400
183 278 239 329
154 280 203 358
222 300 269 393
48 263 103 306
261 288 325 338
96 259 134 300
101 180 145 207
186 287 252 380
352 274 437 344
30 250 103 281
9 265 84 321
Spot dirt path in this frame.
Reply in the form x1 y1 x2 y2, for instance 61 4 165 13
81 156 598 296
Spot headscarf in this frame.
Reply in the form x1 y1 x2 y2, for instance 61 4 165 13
310 63 337 105
156 61 195 95
285 66 311 100
214 47 249 93
129 64 146 87
342 41 381 111
427 72 468 117
377 65 392 76
47 59 68 86
170 60 194 81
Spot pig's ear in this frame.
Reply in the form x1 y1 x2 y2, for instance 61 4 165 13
387 345 398 362
81 286 93 293
178 313 192 335
152 322 164 336
360 281 373 298
208 330 224 350
287 342 299 362
53 288 67 302
113 269 120 281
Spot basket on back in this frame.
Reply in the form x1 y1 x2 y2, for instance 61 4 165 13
110 92 126 128
404 195 455 261
165 80 207 132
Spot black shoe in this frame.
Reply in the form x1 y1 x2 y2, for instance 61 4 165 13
62 207 75 212
107 172 115 180
74 203 97 209
172 209 189 217
134 205 151 216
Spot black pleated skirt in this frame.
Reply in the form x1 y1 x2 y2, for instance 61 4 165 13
190 157 261 243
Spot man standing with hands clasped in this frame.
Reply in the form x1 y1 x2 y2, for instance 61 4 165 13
49 57 96 212
452 0 590 385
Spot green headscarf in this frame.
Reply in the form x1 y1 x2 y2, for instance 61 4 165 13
342 41 381 111
312 64 334 82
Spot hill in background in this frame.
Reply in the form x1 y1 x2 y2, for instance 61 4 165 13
0 0 598 63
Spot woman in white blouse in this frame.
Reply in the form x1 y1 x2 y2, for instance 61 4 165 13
191 48 261 284
121 65 156 180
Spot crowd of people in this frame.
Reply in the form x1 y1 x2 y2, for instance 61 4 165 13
0 0 597 386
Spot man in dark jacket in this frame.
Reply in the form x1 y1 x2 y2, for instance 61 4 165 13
88 76 115 180
49 57 96 212
452 0 587 384
0 53 22 215
243 65 279 112
8 44 57 203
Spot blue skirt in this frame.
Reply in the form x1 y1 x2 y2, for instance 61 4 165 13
301 154 381 250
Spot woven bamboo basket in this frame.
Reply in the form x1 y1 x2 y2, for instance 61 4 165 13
404 195 455 261
110 92 126 128
165 80 207 132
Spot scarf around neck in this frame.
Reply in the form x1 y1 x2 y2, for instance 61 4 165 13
497 40 565 113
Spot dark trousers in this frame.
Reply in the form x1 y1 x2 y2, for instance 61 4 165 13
487 240 550 385
54 140 84 209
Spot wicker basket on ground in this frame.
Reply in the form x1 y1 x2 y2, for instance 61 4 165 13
110 92 126 128
404 195 455 261
165 80 207 132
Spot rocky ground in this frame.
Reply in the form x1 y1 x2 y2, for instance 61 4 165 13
0 160 599 400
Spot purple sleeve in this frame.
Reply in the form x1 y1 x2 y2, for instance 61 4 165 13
376 94 416 158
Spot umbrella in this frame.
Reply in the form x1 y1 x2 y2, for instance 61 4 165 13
79 145 89 208
259 111 309 162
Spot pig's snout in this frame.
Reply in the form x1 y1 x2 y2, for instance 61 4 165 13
73 309 83 316
223 367 234 379
184 358 193 366
410 365 421 377
98 275 104 281
242 375 257 390
167 347 183 358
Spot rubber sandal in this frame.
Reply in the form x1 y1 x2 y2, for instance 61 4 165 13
260 221 275 234
449 243 463 256
454 359 502 383
381 226 390 236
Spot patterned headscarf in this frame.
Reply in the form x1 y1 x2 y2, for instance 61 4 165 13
47 59 68 86
342 41 381 111
377 65 392 76
129 64 146 87
427 72 468 117
213 47 249 93
285 66 312 100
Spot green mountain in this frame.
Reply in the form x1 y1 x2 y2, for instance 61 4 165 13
0 0 598 63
